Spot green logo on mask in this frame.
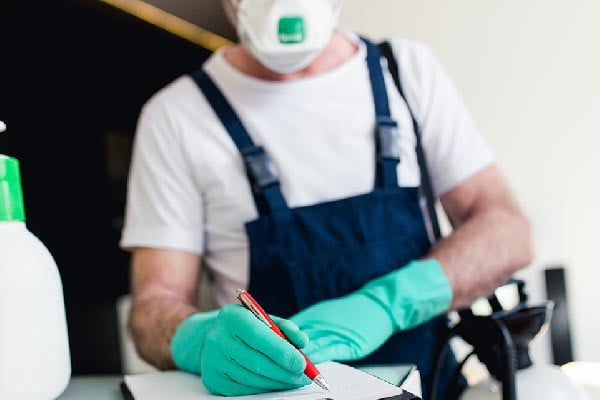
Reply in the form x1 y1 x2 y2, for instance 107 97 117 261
278 16 305 44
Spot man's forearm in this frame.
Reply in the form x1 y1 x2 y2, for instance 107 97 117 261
129 296 198 370
430 205 533 310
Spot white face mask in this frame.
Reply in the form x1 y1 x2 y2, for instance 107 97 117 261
232 0 343 74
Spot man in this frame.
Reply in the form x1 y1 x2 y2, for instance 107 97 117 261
120 1 533 399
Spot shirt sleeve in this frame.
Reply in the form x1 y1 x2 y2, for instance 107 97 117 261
391 38 495 196
119 94 204 254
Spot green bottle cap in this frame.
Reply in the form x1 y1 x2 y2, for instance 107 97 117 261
0 155 26 222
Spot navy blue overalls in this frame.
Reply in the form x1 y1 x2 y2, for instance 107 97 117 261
191 37 459 400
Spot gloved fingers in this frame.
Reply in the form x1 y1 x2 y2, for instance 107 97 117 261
221 359 309 391
222 306 306 374
224 333 311 386
202 349 308 394
201 365 265 396
271 316 309 349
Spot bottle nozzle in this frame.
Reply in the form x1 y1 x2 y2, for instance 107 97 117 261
0 122 26 222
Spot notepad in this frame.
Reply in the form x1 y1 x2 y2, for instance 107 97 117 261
123 361 406 400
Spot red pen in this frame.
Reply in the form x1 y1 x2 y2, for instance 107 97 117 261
236 289 330 391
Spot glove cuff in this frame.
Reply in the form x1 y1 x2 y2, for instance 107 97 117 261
359 259 452 332
170 310 219 373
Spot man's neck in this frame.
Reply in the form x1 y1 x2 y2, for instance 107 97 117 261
223 32 358 82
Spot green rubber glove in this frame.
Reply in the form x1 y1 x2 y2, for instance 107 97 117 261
291 259 452 364
170 304 311 396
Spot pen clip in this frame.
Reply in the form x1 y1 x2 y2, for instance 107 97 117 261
236 289 272 328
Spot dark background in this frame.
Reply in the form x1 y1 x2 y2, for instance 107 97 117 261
0 0 219 374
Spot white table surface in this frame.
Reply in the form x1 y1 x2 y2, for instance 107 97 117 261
56 370 600 400
57 365 420 400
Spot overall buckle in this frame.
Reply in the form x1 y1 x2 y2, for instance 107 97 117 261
376 116 401 160
242 146 279 189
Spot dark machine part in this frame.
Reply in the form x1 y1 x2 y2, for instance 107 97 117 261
429 279 555 400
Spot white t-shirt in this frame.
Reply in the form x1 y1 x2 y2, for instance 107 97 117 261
120 31 494 307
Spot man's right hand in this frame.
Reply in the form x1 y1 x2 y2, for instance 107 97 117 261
170 304 311 396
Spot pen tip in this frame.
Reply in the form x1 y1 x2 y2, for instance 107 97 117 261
313 375 331 391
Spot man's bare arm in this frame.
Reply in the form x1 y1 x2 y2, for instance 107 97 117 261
430 165 534 310
128 248 201 369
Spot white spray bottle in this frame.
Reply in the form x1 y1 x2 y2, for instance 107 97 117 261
0 121 71 399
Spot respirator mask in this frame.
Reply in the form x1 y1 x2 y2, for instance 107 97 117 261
225 0 343 73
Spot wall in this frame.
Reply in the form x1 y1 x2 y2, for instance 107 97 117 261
339 0 600 363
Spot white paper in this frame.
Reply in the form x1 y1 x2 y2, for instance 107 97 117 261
124 361 405 400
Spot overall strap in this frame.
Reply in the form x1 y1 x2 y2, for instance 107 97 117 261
362 37 402 189
378 41 443 242
189 69 289 216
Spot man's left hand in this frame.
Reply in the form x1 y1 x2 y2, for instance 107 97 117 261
290 259 452 363
290 290 394 363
